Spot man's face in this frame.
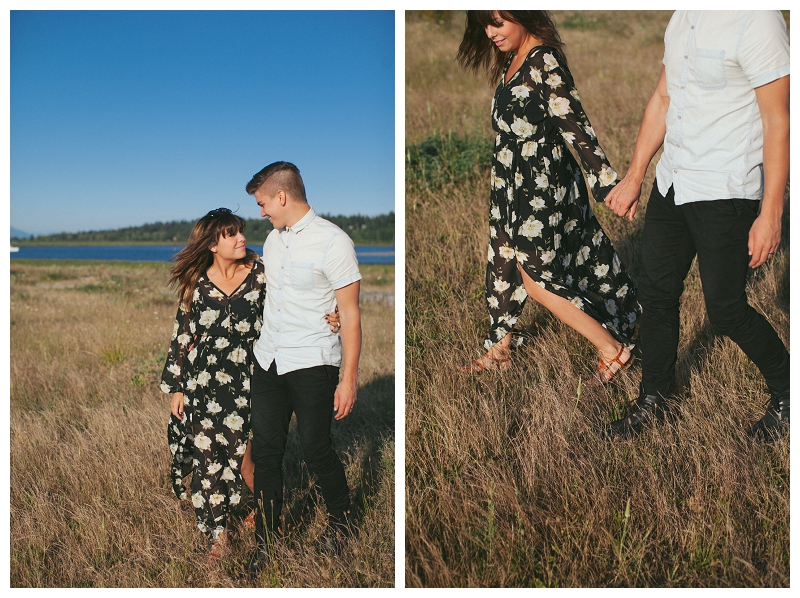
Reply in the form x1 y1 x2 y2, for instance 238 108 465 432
254 187 286 229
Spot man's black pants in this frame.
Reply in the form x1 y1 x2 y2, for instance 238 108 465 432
250 359 350 544
638 184 789 397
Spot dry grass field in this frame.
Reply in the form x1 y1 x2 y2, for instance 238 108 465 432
406 11 789 587
10 260 394 587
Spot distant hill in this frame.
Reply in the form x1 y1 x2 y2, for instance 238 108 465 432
11 227 32 239
12 212 394 245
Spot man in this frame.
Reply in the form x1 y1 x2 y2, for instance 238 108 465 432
603 11 789 441
245 161 362 568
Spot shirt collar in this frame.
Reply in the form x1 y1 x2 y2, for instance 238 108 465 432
282 207 315 234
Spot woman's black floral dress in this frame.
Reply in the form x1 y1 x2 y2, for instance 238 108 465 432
484 46 640 350
161 260 265 540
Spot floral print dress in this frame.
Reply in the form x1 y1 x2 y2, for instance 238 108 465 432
161 260 265 540
484 46 640 350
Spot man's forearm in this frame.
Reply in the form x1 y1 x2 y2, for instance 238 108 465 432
758 81 789 221
626 70 669 183
339 309 362 382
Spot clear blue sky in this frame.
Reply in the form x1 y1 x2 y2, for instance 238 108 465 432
10 10 395 236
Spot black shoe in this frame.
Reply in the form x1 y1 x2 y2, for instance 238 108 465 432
748 389 789 443
318 511 352 556
604 386 669 440
245 547 270 575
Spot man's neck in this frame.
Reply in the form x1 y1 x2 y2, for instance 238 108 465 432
284 204 312 229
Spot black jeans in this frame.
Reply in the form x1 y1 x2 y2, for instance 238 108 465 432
250 360 350 544
638 184 789 397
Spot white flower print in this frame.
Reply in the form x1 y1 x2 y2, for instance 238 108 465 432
191 492 206 509
583 124 597 138
254 320 262 332
594 264 610 278
600 283 612 294
215 371 233 385
554 233 562 249
553 146 563 161
578 278 589 291
221 467 236 482
223 412 245 432
564 219 577 234
616 285 629 299
188 347 197 364
235 396 248 409
521 141 538 157
490 226 497 239
214 338 230 350
594 146 606 159
215 433 229 445
605 299 618 316
194 432 212 452
242 378 250 391
177 333 191 347
587 172 597 189
575 246 590 266
515 171 524 188
628 312 638 324
193 288 200 302
593 230 604 246
228 347 247 364
561 131 576 145
535 173 549 189
499 245 516 261
207 400 222 414
562 253 572 268
493 279 511 293
543 53 559 71
487 296 500 309
529 66 542 83
548 95 571 118
487 245 495 263
549 212 562 227
207 462 222 476
229 492 241 506
209 493 225 507
491 169 506 190
196 371 211 386
185 378 197 391
235 443 247 456
511 118 534 138
256 272 265 284
511 84 531 99
491 205 501 221
201 418 214 430
529 197 546 211
206 353 216 365
541 250 556 264
554 186 566 204
510 286 527 302
160 382 171 394
199 309 219 327
545 73 563 88
208 288 224 300
520 217 544 239
570 88 581 101
598 165 617 187
244 290 260 303
570 297 585 309
515 250 529 264
494 327 509 340
497 147 513 168
497 118 511 133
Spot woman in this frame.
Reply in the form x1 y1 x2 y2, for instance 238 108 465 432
160 208 339 559
457 11 641 383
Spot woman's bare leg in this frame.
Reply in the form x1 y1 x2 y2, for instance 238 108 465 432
242 440 254 493
517 264 625 362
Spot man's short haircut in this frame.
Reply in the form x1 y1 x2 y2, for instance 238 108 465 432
245 161 307 202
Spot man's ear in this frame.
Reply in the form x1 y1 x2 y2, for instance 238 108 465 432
278 190 288 206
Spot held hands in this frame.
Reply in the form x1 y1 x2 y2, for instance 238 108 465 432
325 307 342 333
170 392 185 419
333 377 357 421
605 175 643 221
748 213 782 268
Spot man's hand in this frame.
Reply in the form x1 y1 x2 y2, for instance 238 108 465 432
748 213 782 268
606 175 643 221
333 376 357 420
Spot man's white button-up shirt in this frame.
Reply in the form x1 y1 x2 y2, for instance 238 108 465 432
656 11 790 205
253 208 362 375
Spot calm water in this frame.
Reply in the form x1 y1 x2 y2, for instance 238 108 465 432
10 244 394 264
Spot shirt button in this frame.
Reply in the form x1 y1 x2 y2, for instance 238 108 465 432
691 25 694 29
673 169 677 174
680 86 685 90
678 116 681 120
684 55 688 59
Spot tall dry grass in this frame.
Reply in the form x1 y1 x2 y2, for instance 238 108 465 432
406 11 789 587
10 260 394 587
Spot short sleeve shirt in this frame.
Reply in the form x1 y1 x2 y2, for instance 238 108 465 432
656 11 790 205
253 208 362 375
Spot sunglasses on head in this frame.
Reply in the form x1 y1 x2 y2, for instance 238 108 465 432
206 207 233 218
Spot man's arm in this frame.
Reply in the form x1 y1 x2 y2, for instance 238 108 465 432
749 75 789 268
332 280 361 420
607 66 670 221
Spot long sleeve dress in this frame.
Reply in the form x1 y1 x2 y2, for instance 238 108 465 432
484 46 641 350
161 260 265 541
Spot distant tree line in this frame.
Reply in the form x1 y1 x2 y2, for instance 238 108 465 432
15 212 394 245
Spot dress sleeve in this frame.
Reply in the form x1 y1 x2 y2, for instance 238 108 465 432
160 294 197 395
524 49 618 202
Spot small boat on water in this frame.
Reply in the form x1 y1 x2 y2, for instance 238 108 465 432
11 246 20 252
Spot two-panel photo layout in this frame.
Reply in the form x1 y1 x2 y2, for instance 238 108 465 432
9 10 790 589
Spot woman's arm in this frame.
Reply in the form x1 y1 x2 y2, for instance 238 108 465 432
160 299 196 416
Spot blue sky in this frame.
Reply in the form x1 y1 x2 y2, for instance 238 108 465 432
10 10 395 235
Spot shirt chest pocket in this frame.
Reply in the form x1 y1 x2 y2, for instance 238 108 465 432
290 261 315 291
693 48 726 90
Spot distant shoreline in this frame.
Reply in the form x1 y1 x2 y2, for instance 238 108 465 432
11 240 393 247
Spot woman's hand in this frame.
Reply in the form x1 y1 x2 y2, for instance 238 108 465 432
325 306 341 333
170 392 185 419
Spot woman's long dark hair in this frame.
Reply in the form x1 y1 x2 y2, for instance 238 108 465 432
457 11 566 86
168 210 258 309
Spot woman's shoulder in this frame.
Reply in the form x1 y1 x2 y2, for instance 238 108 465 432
525 45 564 69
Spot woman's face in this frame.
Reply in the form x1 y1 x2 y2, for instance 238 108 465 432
484 13 529 53
211 230 246 262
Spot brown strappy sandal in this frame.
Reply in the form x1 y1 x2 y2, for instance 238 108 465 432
593 345 633 386
459 347 512 372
